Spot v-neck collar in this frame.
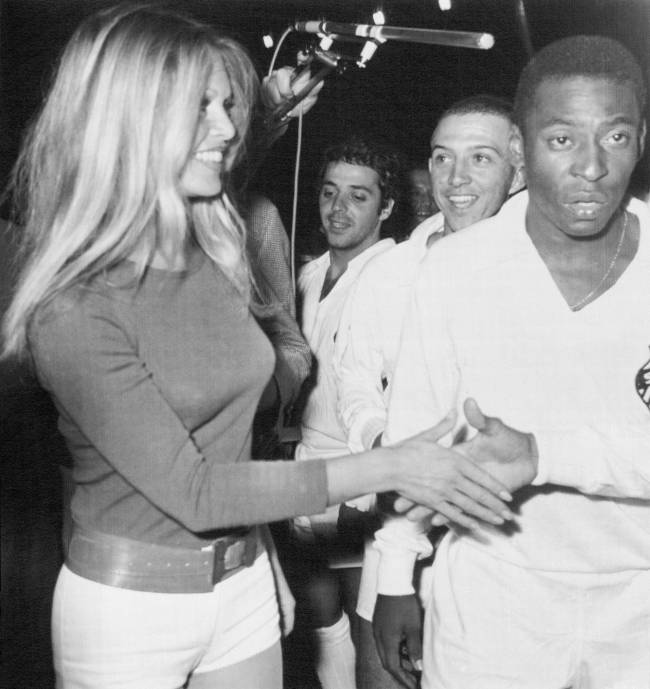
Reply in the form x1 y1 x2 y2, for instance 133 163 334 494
512 193 649 317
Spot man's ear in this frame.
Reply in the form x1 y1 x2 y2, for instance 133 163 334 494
638 119 646 161
509 165 526 195
508 125 526 195
379 198 395 221
509 124 525 165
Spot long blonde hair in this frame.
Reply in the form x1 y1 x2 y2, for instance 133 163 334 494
2 4 260 357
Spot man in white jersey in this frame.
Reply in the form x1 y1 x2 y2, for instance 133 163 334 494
374 35 650 689
333 95 524 689
293 135 401 689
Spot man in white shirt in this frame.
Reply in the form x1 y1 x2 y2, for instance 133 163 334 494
294 135 401 689
374 35 649 689
333 96 524 689
336 95 524 457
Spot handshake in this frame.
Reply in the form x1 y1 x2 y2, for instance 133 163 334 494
384 398 539 531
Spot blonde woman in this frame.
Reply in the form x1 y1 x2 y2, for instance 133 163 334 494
2 6 514 688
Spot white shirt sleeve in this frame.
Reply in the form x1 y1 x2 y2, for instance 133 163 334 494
334 271 389 453
533 424 650 498
374 515 433 595
373 262 464 595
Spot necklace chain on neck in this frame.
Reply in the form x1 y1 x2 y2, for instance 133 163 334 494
570 210 628 311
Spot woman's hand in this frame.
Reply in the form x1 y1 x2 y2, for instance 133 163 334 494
387 413 514 531
261 60 323 119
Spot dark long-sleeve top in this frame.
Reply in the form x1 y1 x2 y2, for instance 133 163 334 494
28 247 327 549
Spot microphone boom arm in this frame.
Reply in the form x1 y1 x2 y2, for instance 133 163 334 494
295 21 494 50
266 22 495 128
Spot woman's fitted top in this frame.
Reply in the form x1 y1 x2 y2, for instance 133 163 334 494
28 248 327 549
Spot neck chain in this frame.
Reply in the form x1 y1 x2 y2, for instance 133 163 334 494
570 210 628 311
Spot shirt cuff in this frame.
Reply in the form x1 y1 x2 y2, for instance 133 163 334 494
347 411 386 453
532 427 590 488
374 519 433 595
375 547 420 595
345 493 376 512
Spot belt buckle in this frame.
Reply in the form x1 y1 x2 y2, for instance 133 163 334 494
209 529 256 585
224 539 246 570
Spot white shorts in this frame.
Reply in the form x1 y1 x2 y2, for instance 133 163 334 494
53 551 280 689
424 537 650 689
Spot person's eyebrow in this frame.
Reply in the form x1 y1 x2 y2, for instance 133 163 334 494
539 114 638 131
538 116 576 128
432 144 504 154
321 181 375 194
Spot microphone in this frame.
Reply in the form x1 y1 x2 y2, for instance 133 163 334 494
294 21 494 50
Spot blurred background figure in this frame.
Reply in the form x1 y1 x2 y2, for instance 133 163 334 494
405 162 437 235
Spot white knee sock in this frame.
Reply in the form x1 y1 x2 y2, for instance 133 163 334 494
314 611 357 689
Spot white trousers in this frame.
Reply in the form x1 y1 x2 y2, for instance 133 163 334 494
53 551 280 689
423 537 650 689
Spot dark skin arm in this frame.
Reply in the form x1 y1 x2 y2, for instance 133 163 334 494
374 398 538 687
373 593 423 689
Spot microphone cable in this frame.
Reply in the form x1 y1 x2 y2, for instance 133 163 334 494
266 25 304 295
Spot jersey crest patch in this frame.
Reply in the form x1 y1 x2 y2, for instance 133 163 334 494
635 353 650 411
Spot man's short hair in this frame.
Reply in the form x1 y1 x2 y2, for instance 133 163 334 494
514 35 647 131
317 135 403 209
430 95 515 150
439 94 514 124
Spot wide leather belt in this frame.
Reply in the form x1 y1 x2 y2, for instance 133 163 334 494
66 524 261 593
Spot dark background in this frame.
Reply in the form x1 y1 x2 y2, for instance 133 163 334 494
1 0 649 252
